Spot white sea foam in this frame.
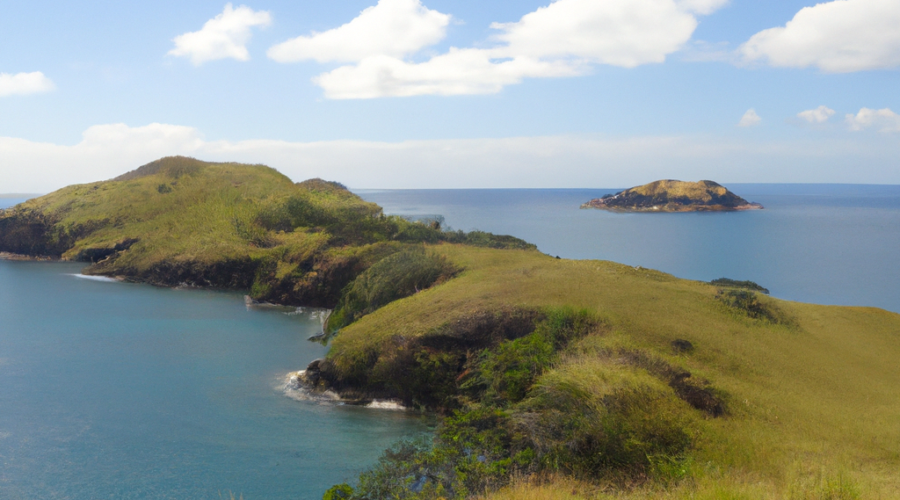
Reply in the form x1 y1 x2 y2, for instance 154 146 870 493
70 274 120 283
279 372 405 410
0 431 10 440
365 400 406 411
281 371 342 405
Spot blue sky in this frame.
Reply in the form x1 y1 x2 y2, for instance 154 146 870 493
1 0 899 192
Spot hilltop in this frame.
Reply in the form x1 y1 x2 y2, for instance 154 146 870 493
582 180 763 212
0 156 532 306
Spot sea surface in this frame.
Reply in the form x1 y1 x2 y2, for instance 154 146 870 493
358 185 900 313
0 260 428 499
1 185 898 499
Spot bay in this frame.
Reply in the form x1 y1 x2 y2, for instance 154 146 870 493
0 260 427 499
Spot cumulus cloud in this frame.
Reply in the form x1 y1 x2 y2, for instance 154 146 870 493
846 108 900 132
271 0 726 98
314 50 581 99
797 105 836 124
739 0 900 72
738 109 761 127
488 0 698 67
5 123 900 194
267 0 450 63
0 72 55 97
169 3 271 65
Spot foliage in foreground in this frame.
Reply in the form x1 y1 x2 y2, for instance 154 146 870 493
317 244 900 499
324 309 719 499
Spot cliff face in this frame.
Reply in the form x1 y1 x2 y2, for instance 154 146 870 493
582 180 763 212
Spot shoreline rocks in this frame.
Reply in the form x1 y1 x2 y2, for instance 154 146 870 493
582 180 764 213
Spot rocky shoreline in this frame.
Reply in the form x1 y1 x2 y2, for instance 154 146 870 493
0 252 57 261
285 361 407 410
582 179 764 212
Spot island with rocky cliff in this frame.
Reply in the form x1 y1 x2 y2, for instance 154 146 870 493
581 179 763 212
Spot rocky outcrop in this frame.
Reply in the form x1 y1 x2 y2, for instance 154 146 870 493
582 180 763 212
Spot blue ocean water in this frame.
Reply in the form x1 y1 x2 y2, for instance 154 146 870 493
0 261 427 499
1 185 898 499
358 185 900 313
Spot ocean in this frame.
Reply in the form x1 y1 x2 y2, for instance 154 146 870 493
358 185 900 313
0 260 428 499
1 184 898 498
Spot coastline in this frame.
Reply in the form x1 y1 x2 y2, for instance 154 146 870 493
580 201 764 212
0 252 58 261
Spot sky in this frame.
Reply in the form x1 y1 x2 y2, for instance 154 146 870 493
1 0 899 192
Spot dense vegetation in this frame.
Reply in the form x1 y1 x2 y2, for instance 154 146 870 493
0 156 532 307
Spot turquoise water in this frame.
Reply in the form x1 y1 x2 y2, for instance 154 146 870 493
0 260 428 499
358 185 900 312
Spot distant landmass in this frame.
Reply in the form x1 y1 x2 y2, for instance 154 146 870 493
582 180 763 212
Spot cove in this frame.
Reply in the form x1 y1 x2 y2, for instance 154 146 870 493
0 260 428 499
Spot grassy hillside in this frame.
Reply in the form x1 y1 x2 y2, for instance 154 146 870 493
319 245 900 499
0 156 532 306
3 158 897 498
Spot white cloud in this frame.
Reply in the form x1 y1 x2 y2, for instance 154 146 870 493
489 0 698 68
0 72 55 97
739 0 900 72
738 109 761 127
314 50 581 99
797 105 835 124
846 108 900 132
272 0 727 98
267 0 450 63
4 123 900 194
169 3 271 65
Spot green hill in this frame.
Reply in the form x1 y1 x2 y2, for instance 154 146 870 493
0 156 532 306
320 246 900 499
582 180 762 212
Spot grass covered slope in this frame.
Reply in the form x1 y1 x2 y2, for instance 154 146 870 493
0 156 532 306
581 180 762 212
319 245 900 498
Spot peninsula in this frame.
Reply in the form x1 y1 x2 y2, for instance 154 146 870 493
581 179 763 212
3 158 898 500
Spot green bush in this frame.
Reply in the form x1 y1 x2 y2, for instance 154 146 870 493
521 361 696 477
716 289 791 324
710 278 769 294
327 248 459 332
350 408 534 500
465 308 598 405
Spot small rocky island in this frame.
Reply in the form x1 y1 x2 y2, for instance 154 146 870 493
582 179 763 212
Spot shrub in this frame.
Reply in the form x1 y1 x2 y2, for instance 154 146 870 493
465 308 599 405
520 361 696 478
710 278 769 294
327 248 459 332
716 289 792 325
349 408 535 500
